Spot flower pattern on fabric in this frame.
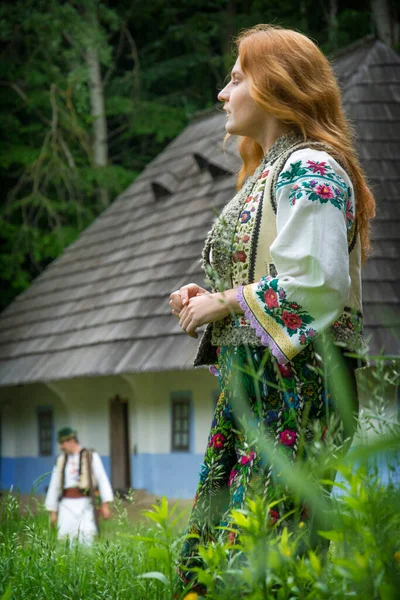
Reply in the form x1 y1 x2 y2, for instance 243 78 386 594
277 157 354 230
240 210 252 224
209 433 225 449
255 277 315 340
178 343 349 589
280 429 297 446
288 179 346 212
230 162 271 310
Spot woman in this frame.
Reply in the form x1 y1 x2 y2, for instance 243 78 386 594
170 24 375 591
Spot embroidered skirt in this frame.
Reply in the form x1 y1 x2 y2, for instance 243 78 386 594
177 343 358 587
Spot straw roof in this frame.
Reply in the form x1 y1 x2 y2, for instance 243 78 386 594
0 38 399 385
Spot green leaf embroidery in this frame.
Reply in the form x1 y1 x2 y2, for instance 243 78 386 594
279 161 308 183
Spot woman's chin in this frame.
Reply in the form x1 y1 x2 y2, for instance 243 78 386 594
225 120 237 134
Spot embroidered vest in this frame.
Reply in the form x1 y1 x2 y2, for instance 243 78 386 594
194 137 363 367
56 448 98 499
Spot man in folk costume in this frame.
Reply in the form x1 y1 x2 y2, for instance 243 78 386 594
45 427 114 544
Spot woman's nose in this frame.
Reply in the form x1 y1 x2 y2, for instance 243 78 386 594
217 85 229 103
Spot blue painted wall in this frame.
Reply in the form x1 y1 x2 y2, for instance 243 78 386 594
0 455 111 495
131 453 203 499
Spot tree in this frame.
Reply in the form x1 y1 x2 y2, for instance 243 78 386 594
371 0 399 48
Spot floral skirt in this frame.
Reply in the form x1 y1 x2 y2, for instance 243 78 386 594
177 343 358 587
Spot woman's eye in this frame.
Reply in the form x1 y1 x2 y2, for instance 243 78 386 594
231 80 239 86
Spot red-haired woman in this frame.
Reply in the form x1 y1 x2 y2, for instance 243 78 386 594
170 24 375 592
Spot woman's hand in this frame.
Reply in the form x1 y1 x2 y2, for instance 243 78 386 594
169 283 208 317
179 289 242 338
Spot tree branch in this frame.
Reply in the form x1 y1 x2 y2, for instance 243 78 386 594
0 81 51 126
123 26 141 100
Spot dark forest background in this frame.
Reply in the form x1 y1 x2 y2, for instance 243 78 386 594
1 0 399 310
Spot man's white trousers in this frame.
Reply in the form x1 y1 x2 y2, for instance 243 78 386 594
57 497 97 545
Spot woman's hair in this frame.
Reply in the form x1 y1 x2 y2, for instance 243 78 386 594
233 24 375 262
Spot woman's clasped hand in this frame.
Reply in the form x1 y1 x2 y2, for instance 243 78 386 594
169 284 240 338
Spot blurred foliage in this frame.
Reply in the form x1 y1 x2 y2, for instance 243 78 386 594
0 0 391 309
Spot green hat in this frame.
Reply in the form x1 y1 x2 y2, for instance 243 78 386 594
57 427 78 442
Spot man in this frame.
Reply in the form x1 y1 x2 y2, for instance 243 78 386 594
45 427 114 544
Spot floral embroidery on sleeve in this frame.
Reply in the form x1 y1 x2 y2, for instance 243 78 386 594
289 179 346 211
236 149 355 364
237 277 318 363
255 278 315 341
278 156 354 230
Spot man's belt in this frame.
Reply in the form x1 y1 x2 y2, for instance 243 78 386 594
62 488 86 498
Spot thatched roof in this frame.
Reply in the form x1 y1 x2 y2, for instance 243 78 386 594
0 38 399 386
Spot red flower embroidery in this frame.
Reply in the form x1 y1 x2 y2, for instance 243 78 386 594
264 288 279 309
232 250 247 263
282 311 302 330
228 531 237 544
209 433 225 449
315 184 334 199
278 363 292 377
280 430 297 446
307 160 328 175
300 333 307 345
228 469 238 487
269 509 280 524
289 302 300 309
241 451 255 465
259 168 270 179
242 234 250 243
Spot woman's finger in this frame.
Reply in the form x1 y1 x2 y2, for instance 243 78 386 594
180 287 189 306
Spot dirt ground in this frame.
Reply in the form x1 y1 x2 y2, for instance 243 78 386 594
12 489 193 524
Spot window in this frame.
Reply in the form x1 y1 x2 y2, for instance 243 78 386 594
37 407 54 456
171 395 191 452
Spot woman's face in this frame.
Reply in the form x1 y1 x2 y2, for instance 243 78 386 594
218 56 267 138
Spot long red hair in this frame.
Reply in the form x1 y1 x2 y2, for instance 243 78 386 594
232 25 375 263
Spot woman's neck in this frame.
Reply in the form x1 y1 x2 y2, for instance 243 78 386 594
259 122 292 155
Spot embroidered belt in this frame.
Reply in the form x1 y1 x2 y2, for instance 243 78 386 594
62 488 86 498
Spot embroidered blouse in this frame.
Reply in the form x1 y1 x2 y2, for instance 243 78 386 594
194 134 364 367
237 147 356 363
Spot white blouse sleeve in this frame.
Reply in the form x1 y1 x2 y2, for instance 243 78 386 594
92 452 114 503
237 148 355 364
